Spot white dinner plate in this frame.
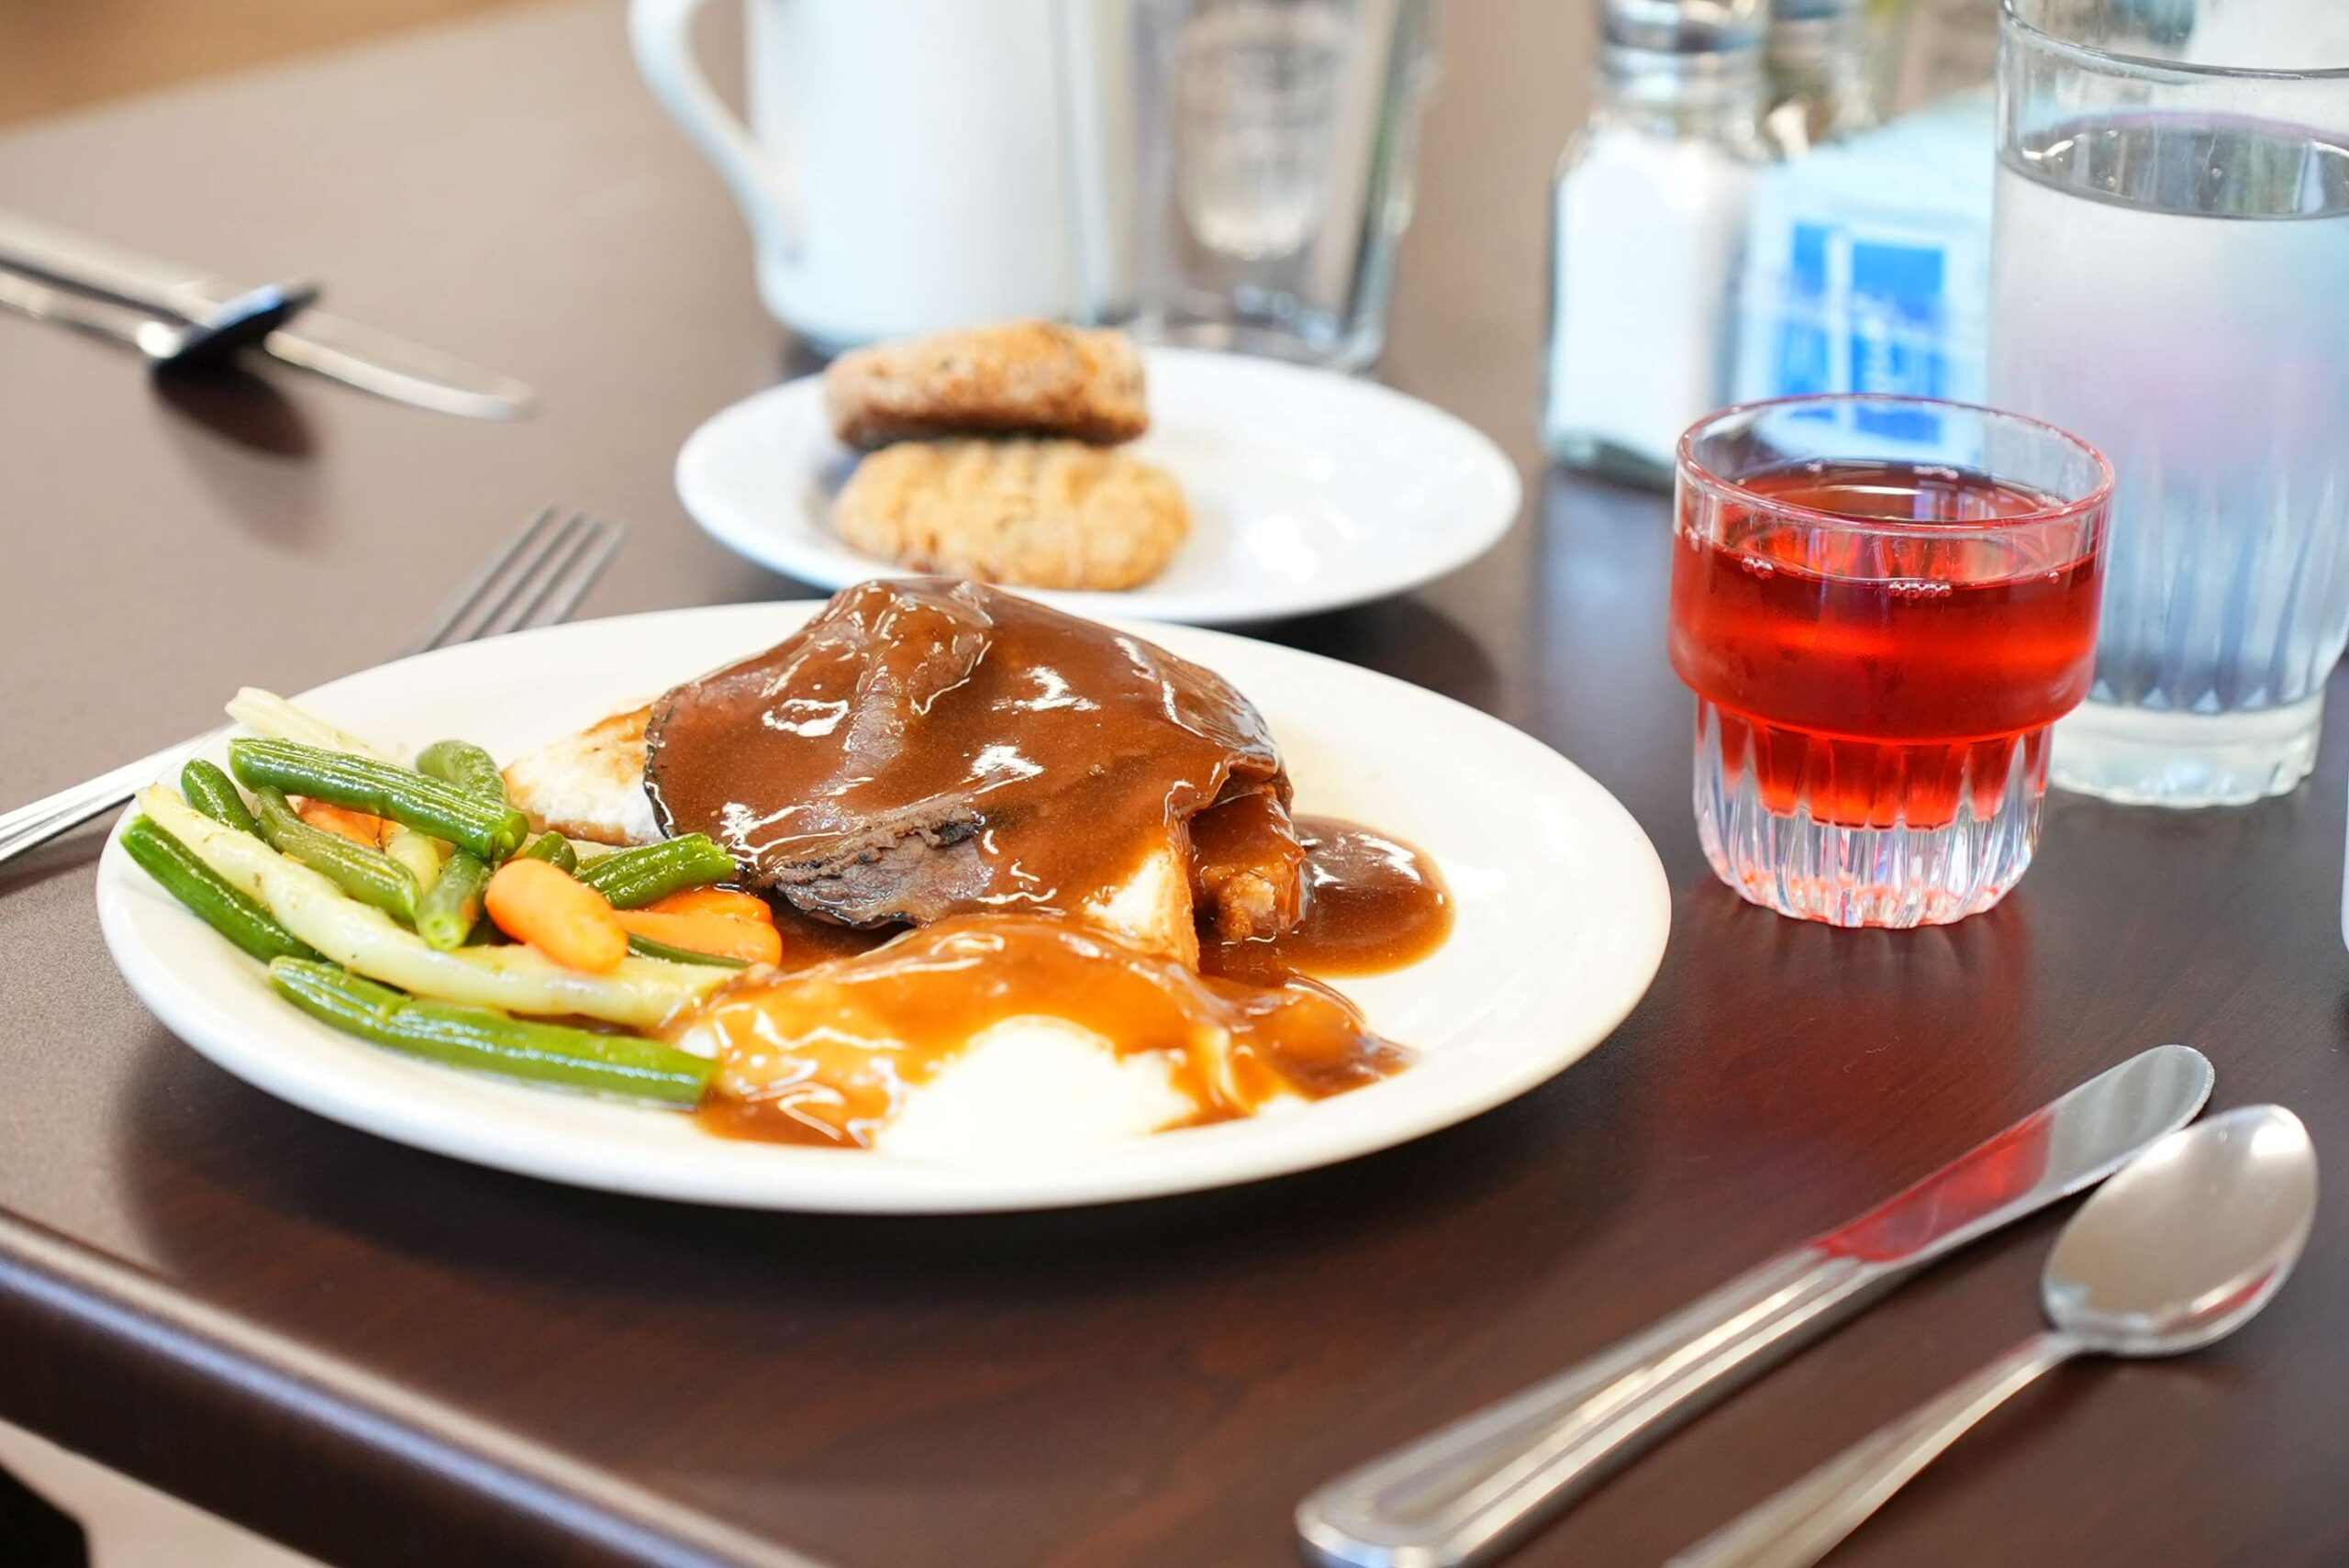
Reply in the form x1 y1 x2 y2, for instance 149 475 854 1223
96 603 1667 1213
675 349 1523 625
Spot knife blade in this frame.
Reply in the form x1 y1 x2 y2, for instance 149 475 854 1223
0 208 536 419
1297 1043 2216 1568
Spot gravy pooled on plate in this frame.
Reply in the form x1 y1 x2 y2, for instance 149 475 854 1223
1200 817 1454 986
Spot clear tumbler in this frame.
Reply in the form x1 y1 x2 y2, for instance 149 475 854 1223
1119 0 1442 370
1988 0 2349 806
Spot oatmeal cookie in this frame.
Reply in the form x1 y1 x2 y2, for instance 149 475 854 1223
832 439 1190 591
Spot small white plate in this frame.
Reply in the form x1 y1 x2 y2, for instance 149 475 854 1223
675 349 1523 625
96 604 1667 1213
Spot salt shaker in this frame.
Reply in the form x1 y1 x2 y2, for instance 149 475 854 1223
1542 0 1774 487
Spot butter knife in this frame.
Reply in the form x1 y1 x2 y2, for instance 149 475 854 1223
1296 1043 2215 1568
0 209 536 419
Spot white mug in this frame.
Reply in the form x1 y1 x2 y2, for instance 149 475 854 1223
629 0 1131 349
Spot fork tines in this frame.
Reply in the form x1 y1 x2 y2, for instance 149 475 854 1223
402 506 626 657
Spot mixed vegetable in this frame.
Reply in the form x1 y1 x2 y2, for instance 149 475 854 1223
124 692 787 1107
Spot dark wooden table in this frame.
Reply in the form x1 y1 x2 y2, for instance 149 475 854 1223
1 4 2343 1565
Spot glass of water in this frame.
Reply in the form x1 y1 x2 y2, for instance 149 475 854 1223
1987 0 2349 806
1121 0 1442 371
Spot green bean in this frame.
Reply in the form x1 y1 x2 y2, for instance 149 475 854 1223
146 786 727 1029
121 816 320 962
269 959 712 1106
516 831 578 872
626 932 749 970
573 835 739 909
180 759 261 836
229 739 528 861
415 739 507 805
250 786 420 923
416 851 491 951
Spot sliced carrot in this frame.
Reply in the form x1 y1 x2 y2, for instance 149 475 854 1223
295 797 388 848
484 859 628 973
642 886 774 924
616 909 783 967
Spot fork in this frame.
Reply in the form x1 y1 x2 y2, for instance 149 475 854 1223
0 506 624 872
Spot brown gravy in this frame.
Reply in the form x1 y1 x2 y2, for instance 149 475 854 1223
684 914 1406 1148
767 903 891 973
752 815 1453 989
643 579 1288 935
647 581 1454 1150
1199 817 1454 986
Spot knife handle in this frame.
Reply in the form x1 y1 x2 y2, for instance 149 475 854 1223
1296 1246 1893 1568
0 269 162 353
0 208 212 316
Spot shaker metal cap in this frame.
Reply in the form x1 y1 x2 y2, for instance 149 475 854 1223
1602 0 1766 54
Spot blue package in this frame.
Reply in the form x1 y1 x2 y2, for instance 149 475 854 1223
1734 91 1995 438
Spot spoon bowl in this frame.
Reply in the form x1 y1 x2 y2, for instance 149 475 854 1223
2046 1104 2318 1356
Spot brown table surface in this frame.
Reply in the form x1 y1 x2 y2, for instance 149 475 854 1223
2 4 2343 1566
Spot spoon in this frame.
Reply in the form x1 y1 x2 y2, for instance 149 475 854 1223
1672 1104 2317 1568
0 268 317 373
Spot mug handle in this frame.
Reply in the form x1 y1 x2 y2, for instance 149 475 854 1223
628 0 801 256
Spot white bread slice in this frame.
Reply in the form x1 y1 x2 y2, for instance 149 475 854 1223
501 706 660 848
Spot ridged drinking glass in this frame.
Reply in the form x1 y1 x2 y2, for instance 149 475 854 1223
1990 0 2349 806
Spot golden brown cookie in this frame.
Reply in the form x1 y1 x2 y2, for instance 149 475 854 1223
831 439 1190 591
823 321 1149 449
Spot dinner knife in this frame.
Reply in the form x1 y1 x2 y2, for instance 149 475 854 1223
0 209 536 419
1295 1043 2215 1568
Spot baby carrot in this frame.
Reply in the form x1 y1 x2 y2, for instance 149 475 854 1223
295 797 388 848
614 908 782 967
641 886 774 924
484 858 628 973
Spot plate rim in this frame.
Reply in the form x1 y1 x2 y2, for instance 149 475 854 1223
95 601 1670 1214
674 347 1526 626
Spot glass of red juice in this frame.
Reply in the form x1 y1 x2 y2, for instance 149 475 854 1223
1670 395 2114 927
